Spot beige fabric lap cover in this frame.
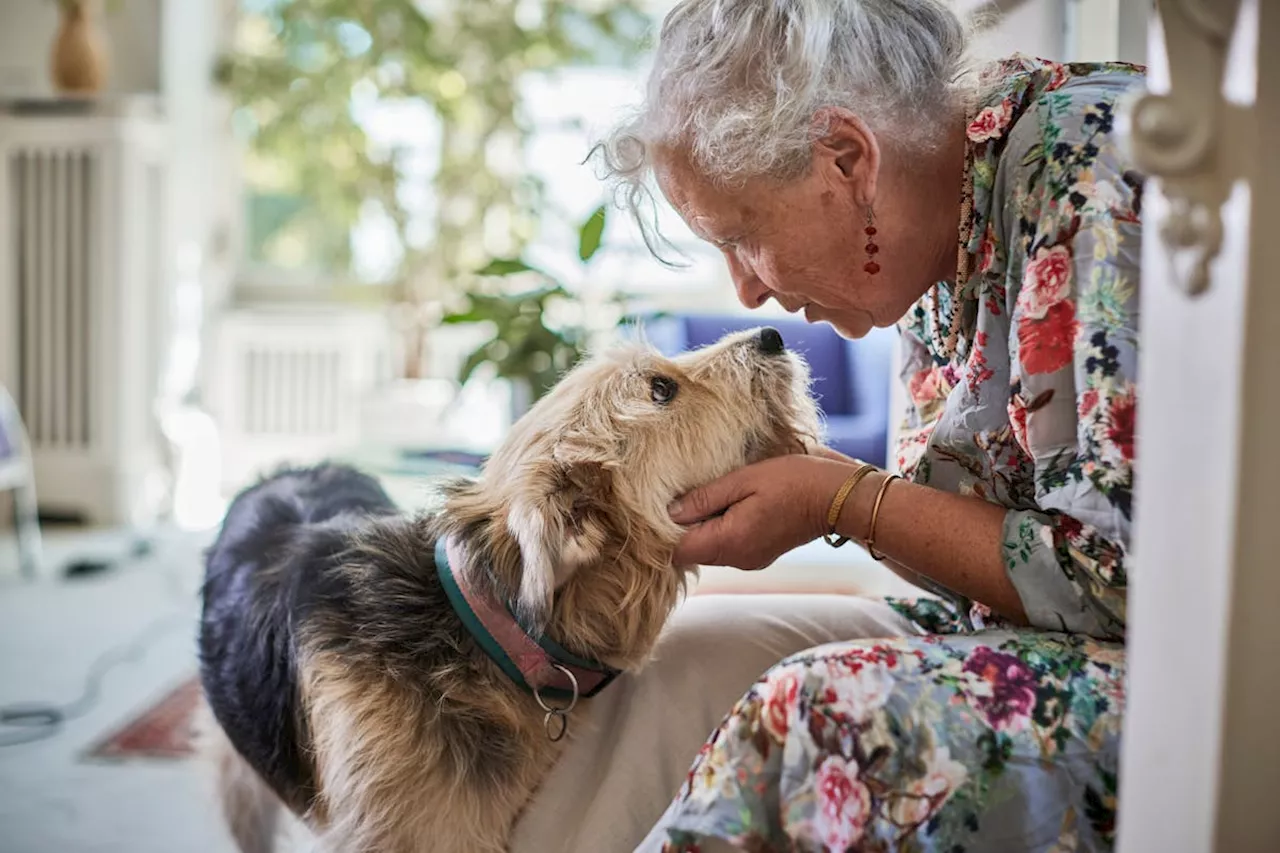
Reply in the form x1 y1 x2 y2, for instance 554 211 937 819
510 593 917 853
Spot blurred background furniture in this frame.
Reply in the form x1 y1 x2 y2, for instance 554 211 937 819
0 101 171 526
0 382 42 578
641 314 896 468
206 305 395 493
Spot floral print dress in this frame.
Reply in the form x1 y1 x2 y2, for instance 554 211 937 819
642 56 1146 852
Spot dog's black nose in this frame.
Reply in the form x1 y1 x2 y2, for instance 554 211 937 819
757 326 785 356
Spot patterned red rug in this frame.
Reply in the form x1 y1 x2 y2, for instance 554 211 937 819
86 675 201 760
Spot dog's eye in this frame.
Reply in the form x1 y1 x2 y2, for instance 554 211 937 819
650 375 678 405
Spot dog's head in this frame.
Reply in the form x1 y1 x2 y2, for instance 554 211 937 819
440 327 820 665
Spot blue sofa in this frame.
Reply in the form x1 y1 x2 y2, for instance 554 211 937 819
637 314 896 468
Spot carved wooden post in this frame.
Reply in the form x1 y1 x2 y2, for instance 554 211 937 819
1118 1 1280 850
1125 0 1246 296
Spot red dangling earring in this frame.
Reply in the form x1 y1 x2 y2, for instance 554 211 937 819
863 207 880 276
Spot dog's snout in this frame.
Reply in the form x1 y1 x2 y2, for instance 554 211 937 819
756 327 785 356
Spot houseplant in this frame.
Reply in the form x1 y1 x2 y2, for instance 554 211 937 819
442 205 641 418
214 0 650 379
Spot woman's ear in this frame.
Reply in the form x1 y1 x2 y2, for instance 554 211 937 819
811 108 880 208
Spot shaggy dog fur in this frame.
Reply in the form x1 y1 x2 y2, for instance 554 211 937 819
199 327 821 853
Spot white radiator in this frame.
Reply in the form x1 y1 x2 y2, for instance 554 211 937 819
208 307 392 491
0 106 170 525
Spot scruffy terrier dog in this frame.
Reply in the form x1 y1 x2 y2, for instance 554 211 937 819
199 327 820 853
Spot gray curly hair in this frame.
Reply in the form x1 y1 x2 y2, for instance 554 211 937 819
595 0 976 255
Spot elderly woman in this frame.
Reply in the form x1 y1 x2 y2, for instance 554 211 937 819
590 0 1142 850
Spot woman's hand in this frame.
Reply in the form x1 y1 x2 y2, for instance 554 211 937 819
672 449 1030 625
668 454 855 570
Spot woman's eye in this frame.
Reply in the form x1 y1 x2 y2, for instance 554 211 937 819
650 375 679 405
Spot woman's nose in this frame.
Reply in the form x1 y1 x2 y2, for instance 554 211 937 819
727 255 770 309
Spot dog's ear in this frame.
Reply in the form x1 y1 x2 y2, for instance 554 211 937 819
506 458 615 634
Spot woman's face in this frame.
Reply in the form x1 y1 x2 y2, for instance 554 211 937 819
655 122 960 339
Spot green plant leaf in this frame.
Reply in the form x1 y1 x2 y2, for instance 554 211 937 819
439 308 487 325
477 258 535 277
578 204 607 262
441 292 517 324
458 345 494 385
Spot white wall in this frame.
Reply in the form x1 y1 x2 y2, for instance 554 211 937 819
1064 0 1148 64
160 0 240 409
0 0 164 97
967 0 1148 65
971 0 1068 61
0 0 236 414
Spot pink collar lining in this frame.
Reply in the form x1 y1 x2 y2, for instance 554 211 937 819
435 536 620 701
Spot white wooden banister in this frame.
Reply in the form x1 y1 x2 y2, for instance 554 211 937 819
1118 0 1280 850
1126 0 1247 297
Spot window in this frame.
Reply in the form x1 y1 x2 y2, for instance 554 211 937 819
227 0 726 306
518 66 730 302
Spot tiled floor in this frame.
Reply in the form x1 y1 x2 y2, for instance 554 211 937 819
0 519 918 853
0 525 248 853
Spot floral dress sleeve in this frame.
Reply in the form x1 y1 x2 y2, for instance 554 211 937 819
999 88 1141 639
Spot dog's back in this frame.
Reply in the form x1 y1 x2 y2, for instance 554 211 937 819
199 464 397 849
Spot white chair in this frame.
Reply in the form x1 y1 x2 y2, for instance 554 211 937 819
0 384 41 578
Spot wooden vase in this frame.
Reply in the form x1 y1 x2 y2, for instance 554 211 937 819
51 1 108 95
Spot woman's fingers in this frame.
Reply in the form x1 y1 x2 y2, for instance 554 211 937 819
671 515 733 566
668 467 755 524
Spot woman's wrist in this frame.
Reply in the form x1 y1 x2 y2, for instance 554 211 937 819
818 460 1030 624
816 462 891 545
818 462 875 544
832 466 891 544
809 459 867 541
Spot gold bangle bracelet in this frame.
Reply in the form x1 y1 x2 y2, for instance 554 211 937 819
864 474 901 561
823 463 876 548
